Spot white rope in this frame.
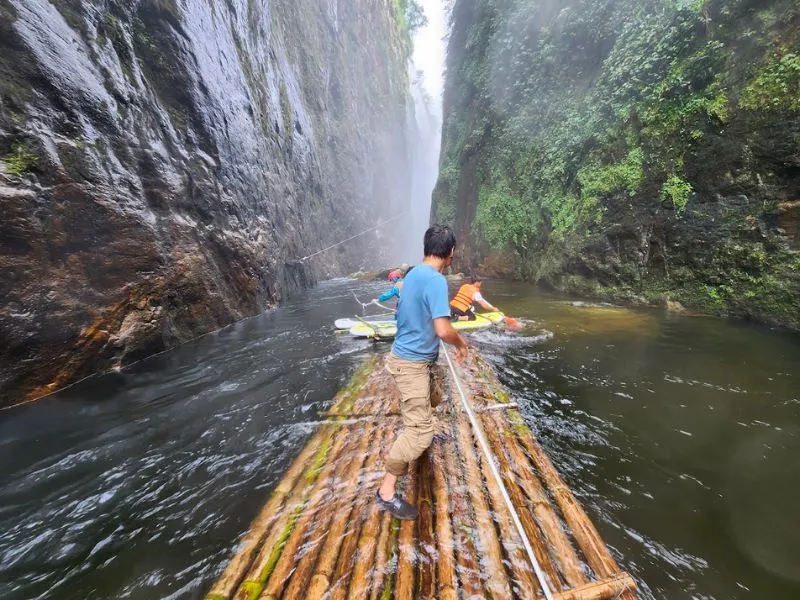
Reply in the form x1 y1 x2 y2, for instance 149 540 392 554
300 212 406 261
441 342 556 600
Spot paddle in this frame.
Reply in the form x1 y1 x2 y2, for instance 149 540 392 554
473 310 522 331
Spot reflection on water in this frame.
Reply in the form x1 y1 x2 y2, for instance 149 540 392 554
1 279 799 599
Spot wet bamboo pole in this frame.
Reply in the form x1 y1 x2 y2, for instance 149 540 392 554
416 451 436 600
472 413 542 600
207 360 379 600
489 411 589 589
283 419 383 598
480 409 575 591
205 435 323 599
454 410 513 599
473 355 627 583
392 459 419 599
551 574 637 600
253 427 354 600
430 442 457 600
228 428 347 600
368 511 395 600
513 423 622 580
370 516 400 600
347 425 399 599
303 423 382 598
328 426 394 600
442 433 483 598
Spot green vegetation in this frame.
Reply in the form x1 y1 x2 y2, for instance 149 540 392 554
2 142 37 176
433 0 800 328
661 174 693 214
740 50 800 111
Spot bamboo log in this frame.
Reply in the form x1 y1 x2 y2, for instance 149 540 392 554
347 424 398 599
442 434 483 598
368 511 394 600
303 423 381 598
513 421 621 580
328 426 394 600
430 441 457 600
479 411 565 593
206 431 325 599
245 427 353 600
551 574 637 600
392 459 419 599
282 420 381 598
489 411 588 589
347 465 392 599
416 452 436 599
369 515 399 600
231 427 346 599
454 411 513 599
328 356 380 414
472 414 541 600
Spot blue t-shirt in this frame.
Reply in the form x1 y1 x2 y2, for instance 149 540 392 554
391 264 450 361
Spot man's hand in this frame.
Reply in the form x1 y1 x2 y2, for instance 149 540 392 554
433 317 468 359
455 343 469 363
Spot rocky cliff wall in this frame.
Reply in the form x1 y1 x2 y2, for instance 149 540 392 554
433 0 800 329
0 0 414 406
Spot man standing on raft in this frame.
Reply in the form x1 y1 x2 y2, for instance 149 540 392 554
376 225 468 520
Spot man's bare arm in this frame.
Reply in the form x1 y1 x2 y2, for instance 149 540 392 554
433 317 468 359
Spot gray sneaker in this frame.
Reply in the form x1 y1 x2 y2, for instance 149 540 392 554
376 491 418 520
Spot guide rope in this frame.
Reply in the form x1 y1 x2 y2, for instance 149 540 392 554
299 212 406 261
441 342 556 600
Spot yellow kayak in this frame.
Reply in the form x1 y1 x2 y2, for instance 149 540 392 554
348 312 505 339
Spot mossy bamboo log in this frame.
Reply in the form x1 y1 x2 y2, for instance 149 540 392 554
243 428 353 600
327 426 393 600
368 511 395 600
416 452 436 599
392 459 419 599
430 442 457 600
347 426 398 600
205 433 324 599
442 431 483 598
489 411 588 589
454 411 513 599
371 516 400 600
513 424 621 580
551 574 637 600
283 420 382 598
473 413 543 599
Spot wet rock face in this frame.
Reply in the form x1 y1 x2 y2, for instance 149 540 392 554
0 0 413 405
434 0 800 329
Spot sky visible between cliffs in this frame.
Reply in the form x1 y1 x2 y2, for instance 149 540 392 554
413 0 447 101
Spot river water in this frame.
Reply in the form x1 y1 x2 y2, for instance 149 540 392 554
1 279 799 599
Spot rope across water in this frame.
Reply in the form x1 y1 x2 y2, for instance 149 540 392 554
299 212 406 261
441 342 556 600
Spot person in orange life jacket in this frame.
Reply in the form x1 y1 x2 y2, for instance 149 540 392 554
372 267 414 306
450 276 498 321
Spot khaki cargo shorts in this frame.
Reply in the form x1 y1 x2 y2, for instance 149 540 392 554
384 352 444 476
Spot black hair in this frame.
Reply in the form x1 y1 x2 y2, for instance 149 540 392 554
423 225 456 259
468 274 482 284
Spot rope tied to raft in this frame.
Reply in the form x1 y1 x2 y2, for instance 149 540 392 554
299 211 406 262
441 342 556 600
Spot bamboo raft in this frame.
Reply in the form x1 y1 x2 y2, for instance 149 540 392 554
206 352 638 600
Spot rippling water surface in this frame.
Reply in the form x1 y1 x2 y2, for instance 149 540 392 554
2 279 799 599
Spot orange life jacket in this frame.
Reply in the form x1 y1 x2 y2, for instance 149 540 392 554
450 284 478 312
